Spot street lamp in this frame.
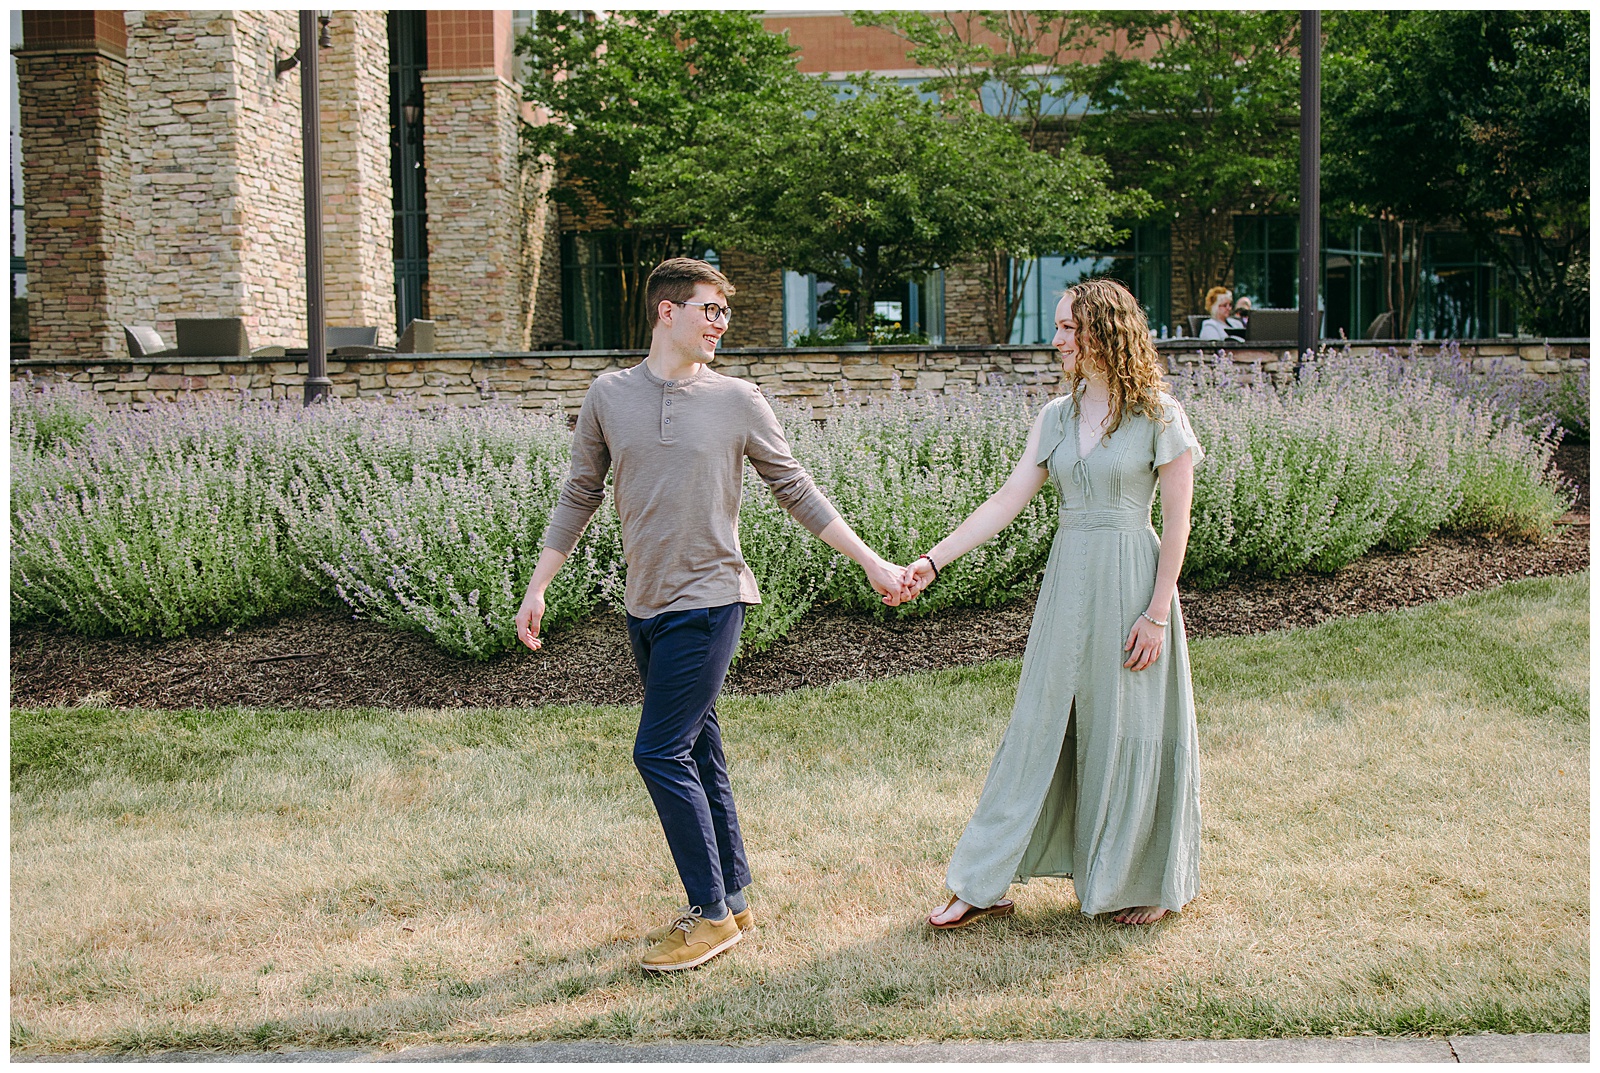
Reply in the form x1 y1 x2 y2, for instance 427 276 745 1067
300 10 333 405
1298 10 1321 360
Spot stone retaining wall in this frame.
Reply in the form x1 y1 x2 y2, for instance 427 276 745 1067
12 340 1588 413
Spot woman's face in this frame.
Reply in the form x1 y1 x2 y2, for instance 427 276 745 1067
1052 293 1080 377
1212 294 1233 320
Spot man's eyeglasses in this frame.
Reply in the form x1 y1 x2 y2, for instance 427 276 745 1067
674 300 734 325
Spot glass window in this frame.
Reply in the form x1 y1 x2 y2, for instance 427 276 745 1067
1417 233 1518 339
389 12 429 334
1321 221 1385 340
1233 215 1299 310
1010 220 1172 343
560 233 710 349
784 269 944 344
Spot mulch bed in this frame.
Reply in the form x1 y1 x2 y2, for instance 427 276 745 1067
11 443 1588 713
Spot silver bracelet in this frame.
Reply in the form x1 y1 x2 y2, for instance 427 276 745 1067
1140 611 1169 629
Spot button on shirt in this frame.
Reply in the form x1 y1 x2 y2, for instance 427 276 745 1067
542 361 841 619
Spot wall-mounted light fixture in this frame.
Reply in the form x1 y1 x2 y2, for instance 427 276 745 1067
275 11 333 77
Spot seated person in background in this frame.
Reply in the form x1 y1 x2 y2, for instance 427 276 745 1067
1233 295 1252 323
1198 287 1245 341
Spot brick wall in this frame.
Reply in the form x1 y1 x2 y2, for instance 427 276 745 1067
14 38 133 364
17 341 1586 412
320 11 396 344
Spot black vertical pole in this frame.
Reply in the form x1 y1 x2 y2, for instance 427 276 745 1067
1298 10 1321 359
301 10 331 405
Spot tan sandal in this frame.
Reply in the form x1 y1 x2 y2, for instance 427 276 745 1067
927 894 1015 930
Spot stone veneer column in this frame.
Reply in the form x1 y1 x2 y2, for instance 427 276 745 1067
715 251 786 348
14 12 133 362
123 11 306 346
320 11 395 343
941 260 994 345
519 145 564 349
422 10 524 352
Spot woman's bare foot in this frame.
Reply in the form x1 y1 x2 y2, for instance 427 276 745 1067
1112 905 1169 925
930 896 973 926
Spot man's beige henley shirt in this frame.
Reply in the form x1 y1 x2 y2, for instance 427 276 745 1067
541 361 840 620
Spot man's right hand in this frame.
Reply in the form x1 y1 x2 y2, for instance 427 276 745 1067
515 590 546 651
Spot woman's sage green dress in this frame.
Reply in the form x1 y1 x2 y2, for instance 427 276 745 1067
945 389 1205 917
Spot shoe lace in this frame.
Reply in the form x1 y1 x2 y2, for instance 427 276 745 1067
670 906 704 935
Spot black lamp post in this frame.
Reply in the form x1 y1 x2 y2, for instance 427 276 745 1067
301 10 333 406
1298 10 1321 360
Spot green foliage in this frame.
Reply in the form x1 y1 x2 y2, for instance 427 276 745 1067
640 77 1132 339
517 11 808 345
849 11 1077 151
1059 13 1303 315
1324 11 1590 335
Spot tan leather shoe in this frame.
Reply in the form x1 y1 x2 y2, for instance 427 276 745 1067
645 905 754 944
640 910 741 972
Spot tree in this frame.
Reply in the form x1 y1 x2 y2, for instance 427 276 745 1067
638 79 1132 340
518 12 808 347
1058 12 1303 317
850 11 1150 341
850 10 1077 150
1324 11 1589 336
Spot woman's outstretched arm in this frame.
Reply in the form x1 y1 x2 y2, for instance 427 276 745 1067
902 406 1053 597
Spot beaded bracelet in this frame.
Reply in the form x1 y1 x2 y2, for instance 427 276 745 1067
1140 610 1169 628
917 553 940 580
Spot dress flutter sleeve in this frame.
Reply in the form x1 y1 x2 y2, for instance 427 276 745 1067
1153 396 1205 469
1033 396 1072 468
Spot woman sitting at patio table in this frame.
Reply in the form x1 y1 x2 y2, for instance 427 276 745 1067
1198 287 1244 341
902 278 1204 929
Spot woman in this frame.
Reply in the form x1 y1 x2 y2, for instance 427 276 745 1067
1197 286 1243 341
903 278 1204 928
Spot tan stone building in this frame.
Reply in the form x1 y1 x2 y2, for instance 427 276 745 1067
11 9 561 364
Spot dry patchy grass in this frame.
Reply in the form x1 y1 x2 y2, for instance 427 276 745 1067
9 573 1588 1054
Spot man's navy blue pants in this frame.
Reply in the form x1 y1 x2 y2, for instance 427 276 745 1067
626 602 751 909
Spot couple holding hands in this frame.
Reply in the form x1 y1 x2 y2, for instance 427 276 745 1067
515 258 1203 972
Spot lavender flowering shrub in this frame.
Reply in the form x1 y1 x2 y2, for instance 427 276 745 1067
10 354 1571 654
276 420 624 661
11 389 324 636
787 385 1061 619
1167 350 1570 586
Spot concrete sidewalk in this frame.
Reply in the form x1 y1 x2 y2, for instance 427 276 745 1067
23 1032 1589 1063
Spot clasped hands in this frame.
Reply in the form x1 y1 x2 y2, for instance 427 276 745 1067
863 553 940 607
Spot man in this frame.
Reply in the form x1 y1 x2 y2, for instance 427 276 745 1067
515 257 906 972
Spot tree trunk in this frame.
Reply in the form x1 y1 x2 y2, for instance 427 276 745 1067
983 250 1017 344
1377 215 1421 338
855 255 879 339
618 228 685 350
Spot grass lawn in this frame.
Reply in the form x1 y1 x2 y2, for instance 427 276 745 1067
9 573 1589 1055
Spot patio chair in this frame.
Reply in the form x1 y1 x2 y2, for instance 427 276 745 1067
122 324 178 358
175 317 285 358
326 325 395 356
1363 310 1397 339
1244 308 1320 343
395 318 436 354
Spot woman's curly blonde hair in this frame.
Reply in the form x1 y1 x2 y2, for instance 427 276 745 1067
1066 278 1168 440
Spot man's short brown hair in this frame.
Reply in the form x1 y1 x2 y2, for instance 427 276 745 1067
646 257 736 326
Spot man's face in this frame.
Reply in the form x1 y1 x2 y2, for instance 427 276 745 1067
659 282 730 363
